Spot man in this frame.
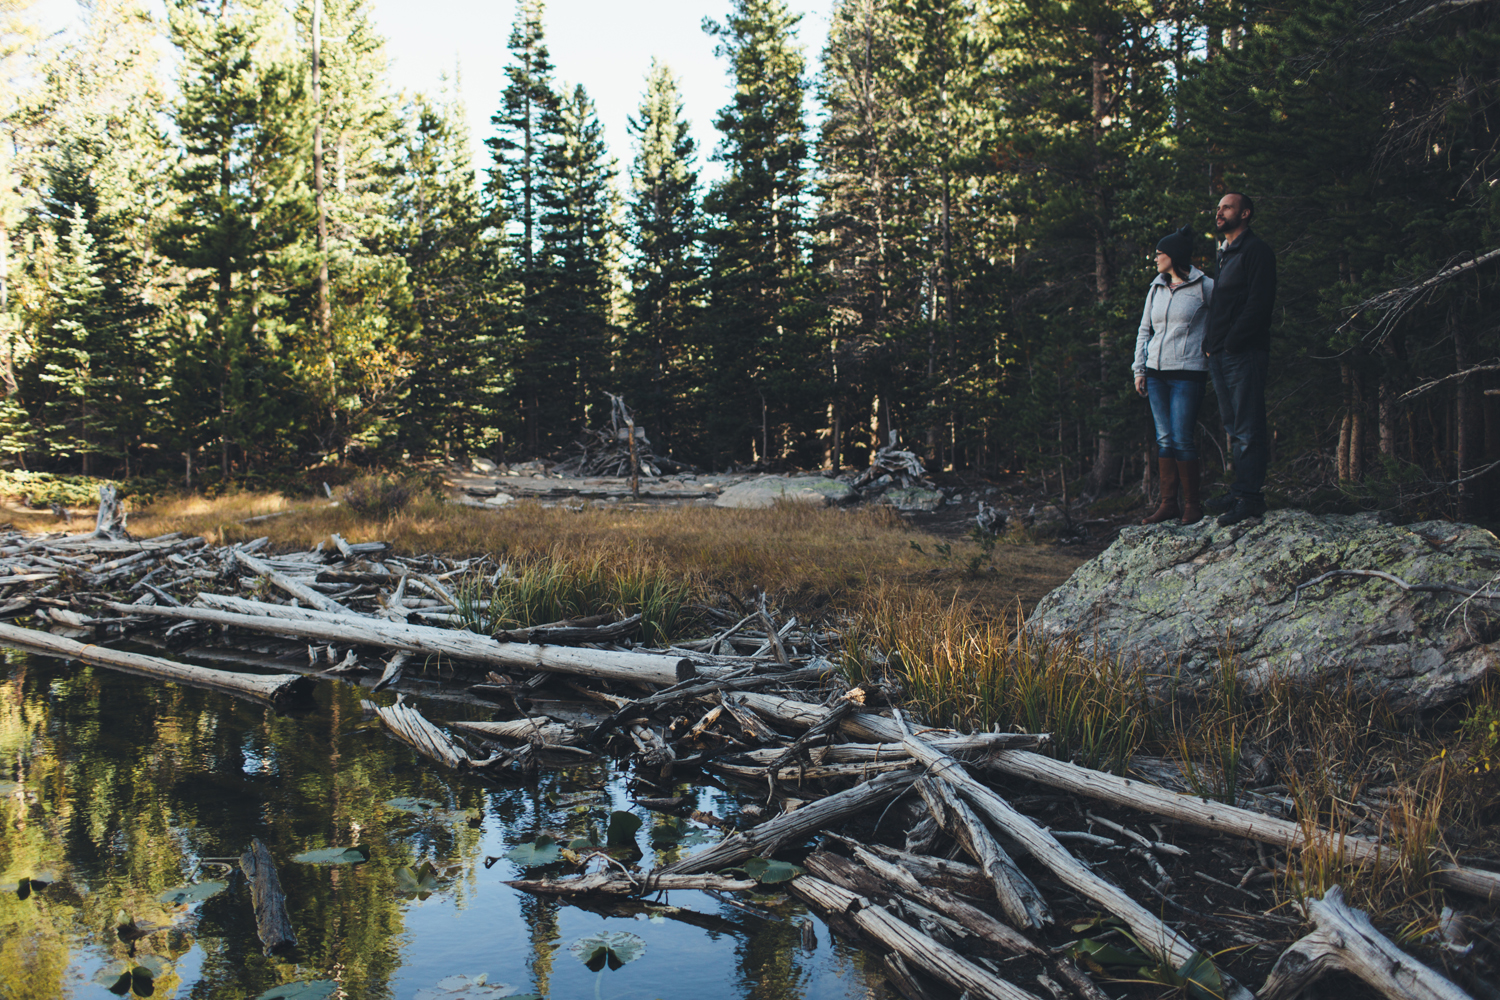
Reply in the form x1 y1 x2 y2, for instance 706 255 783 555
1203 192 1276 527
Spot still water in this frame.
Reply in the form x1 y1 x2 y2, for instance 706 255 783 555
0 648 893 1000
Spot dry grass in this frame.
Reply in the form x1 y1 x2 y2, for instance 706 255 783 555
126 490 1085 615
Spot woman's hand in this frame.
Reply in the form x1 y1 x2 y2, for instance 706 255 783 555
1134 375 1147 397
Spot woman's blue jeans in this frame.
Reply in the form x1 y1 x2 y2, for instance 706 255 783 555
1146 375 1205 461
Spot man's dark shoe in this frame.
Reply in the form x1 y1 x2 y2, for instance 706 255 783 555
1216 497 1266 527
1203 492 1236 514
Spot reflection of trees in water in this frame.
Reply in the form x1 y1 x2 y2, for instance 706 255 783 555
0 650 898 1000
0 653 486 998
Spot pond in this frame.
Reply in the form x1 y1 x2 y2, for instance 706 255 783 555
0 648 896 1000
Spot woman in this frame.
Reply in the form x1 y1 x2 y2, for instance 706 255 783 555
1133 225 1213 525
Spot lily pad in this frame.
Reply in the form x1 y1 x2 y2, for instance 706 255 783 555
96 957 168 998
605 811 642 849
386 796 443 814
741 857 804 884
396 861 443 900
504 835 560 867
157 880 228 905
569 930 645 972
15 875 52 900
649 820 717 847
294 845 371 865
254 981 339 1000
413 973 534 1000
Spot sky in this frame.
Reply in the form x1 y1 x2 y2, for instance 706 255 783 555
30 0 834 187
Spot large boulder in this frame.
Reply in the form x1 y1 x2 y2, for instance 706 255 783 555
714 475 857 509
1031 510 1500 712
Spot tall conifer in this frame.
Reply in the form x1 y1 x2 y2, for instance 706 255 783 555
626 59 700 448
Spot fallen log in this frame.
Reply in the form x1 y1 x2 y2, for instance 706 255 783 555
103 600 699 687
915 776 1051 929
0 621 312 709
506 872 756 896
373 698 470 769
240 837 296 954
452 717 582 746
789 874 1042 1000
656 767 919 876
234 549 346 613
893 714 1253 1000
741 691 1500 903
1259 886 1470 1000
980 751 1500 904
809 847 1040 958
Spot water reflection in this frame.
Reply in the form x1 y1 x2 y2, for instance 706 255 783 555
0 648 896 999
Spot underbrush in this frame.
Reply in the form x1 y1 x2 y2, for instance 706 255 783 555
845 587 1500 924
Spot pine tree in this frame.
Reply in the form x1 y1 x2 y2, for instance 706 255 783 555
702 0 818 465
391 86 513 458
292 0 416 458
625 59 700 450
30 203 111 471
486 0 557 453
158 0 313 480
532 82 618 443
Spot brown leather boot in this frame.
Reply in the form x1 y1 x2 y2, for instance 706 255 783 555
1141 457 1180 524
1178 459 1203 525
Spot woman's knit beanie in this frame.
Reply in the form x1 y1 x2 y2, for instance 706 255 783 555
1155 225 1193 276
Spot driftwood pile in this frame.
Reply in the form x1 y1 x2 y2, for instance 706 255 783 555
851 431 934 491
0 489 1490 1000
551 393 694 480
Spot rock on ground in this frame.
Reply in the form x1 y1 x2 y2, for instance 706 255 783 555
881 486 944 512
1030 510 1500 712
714 476 857 510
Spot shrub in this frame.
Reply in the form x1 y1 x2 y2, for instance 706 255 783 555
341 474 417 519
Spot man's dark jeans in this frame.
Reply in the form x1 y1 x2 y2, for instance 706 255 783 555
1208 349 1269 501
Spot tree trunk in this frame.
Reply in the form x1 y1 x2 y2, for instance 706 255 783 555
312 0 331 348
1088 33 1120 492
1456 319 1482 520
1338 360 1352 481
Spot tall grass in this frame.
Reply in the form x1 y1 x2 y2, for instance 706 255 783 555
454 554 692 646
847 588 1156 773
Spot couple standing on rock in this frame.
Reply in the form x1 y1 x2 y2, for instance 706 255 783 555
1132 192 1276 528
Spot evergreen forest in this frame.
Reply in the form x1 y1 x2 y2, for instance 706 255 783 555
4 0 1500 520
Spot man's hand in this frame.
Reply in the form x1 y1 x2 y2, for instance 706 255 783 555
1134 375 1147 396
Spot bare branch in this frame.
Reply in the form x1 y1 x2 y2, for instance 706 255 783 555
1342 246 1500 343
1398 360 1500 401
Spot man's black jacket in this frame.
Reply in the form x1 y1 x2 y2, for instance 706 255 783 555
1205 229 1276 354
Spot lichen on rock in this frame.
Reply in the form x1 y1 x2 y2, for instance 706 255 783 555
1029 509 1500 712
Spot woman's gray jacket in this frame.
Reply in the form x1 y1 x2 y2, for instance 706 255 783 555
1132 267 1213 377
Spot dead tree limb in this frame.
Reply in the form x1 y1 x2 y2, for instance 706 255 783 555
240 837 296 954
0 621 311 708
1260 886 1470 1000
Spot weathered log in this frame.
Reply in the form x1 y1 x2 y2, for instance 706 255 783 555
980 751 1500 904
94 484 128 540
452 717 581 746
860 843 995 899
0 621 312 709
812 846 1040 957
234 549 346 613
373 698 470 769
710 758 913 784
103 600 700 687
789 874 1042 1000
505 872 755 896
1259 886 1470 1000
741 691 1500 903
240 837 296 954
656 767 918 876
493 613 640 644
893 717 1253 1000
914 776 1051 929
